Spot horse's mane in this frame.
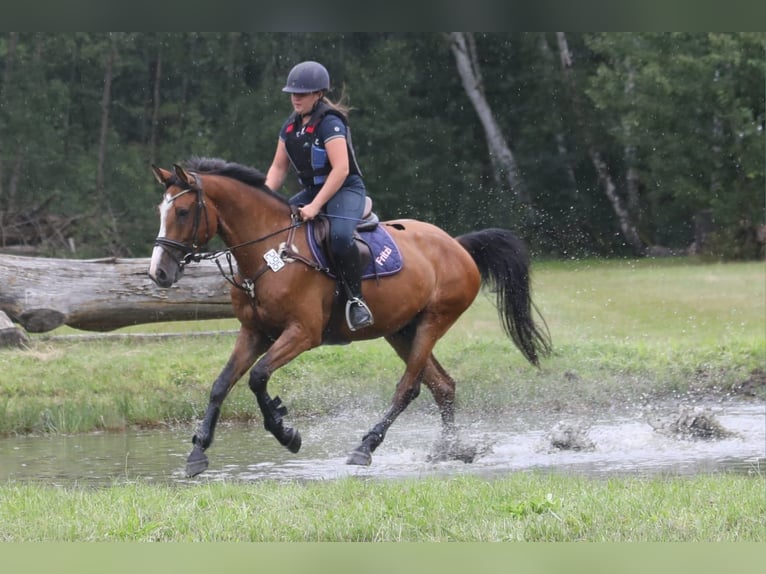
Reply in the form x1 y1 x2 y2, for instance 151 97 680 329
182 156 287 204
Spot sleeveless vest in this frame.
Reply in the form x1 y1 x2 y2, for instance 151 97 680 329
284 101 363 188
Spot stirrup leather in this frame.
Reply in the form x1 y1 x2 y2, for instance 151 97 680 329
345 297 374 331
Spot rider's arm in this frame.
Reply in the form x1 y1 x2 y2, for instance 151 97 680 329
265 139 290 192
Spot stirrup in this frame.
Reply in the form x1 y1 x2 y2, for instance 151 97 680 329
345 297 374 331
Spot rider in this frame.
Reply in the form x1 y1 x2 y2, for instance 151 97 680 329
264 61 374 331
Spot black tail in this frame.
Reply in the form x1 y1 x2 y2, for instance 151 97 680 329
457 228 551 366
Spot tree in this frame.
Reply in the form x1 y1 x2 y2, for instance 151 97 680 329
585 32 765 256
0 33 761 260
448 32 528 206
556 32 646 255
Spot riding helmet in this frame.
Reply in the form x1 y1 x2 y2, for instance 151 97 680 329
282 61 330 94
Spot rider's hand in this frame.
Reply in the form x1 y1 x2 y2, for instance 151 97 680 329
298 203 321 221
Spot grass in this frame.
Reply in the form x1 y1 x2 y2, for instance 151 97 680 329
2 257 762 435
0 257 763 543
0 473 764 541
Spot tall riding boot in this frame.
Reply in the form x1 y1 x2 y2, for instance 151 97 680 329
336 245 374 331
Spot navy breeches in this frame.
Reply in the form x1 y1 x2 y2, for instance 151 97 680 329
289 184 366 258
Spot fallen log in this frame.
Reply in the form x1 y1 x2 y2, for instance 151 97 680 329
0 254 234 333
0 310 28 347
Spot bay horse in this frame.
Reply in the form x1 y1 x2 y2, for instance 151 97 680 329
149 157 550 477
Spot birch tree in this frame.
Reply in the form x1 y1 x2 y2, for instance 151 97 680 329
555 32 646 255
448 32 530 206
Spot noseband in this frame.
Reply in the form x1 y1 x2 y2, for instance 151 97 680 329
154 180 211 269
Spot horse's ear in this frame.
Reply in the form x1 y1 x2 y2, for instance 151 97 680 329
151 165 173 186
173 164 195 186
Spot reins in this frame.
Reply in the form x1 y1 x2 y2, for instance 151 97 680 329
194 216 321 300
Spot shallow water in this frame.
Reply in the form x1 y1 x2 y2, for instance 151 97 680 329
1 400 763 486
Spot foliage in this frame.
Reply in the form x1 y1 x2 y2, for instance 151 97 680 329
0 33 763 258
585 33 765 255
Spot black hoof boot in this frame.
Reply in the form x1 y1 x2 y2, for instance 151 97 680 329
186 446 209 477
280 427 302 453
346 430 382 465
261 395 302 453
346 446 372 466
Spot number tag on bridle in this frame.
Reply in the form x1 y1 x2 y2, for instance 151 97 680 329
263 248 286 272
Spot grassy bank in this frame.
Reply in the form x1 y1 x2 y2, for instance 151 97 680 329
1 473 764 541
1 258 762 435
0 258 764 544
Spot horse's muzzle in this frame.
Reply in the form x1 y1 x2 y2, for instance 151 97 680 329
148 244 185 288
149 266 177 288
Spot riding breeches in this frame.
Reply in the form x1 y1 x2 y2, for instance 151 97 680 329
289 182 366 258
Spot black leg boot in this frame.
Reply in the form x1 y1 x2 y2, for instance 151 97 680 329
336 245 374 331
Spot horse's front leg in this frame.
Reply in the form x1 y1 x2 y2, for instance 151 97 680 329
247 323 318 453
186 328 266 477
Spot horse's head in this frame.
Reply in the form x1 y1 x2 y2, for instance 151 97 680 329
148 164 218 288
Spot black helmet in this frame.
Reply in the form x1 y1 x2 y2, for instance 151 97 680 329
282 61 330 94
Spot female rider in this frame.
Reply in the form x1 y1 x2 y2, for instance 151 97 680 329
264 61 373 331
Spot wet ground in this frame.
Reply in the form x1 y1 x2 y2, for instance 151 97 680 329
1 399 763 486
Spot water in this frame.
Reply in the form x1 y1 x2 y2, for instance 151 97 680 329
1 400 763 486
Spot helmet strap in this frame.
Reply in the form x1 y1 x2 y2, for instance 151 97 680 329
301 94 325 118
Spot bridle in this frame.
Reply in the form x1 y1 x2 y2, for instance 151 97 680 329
152 173 324 299
153 180 211 270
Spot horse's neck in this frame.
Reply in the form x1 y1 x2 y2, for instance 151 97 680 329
205 176 291 254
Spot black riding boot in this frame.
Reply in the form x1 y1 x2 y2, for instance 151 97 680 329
336 245 374 331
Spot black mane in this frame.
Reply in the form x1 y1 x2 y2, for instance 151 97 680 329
182 156 287 204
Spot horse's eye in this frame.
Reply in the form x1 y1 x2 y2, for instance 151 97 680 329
176 207 190 218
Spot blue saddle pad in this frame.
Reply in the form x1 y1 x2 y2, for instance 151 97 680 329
306 223 403 280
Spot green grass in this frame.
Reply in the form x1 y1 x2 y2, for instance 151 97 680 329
1 258 764 543
1 258 763 435
0 473 763 541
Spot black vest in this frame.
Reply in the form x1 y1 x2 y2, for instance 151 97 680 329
284 101 362 188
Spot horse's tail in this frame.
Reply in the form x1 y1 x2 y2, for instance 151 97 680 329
456 228 551 366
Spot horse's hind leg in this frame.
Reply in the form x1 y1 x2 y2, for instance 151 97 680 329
422 355 479 463
422 355 457 436
385 329 464 453
347 319 454 466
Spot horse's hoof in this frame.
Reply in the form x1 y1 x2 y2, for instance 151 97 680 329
346 448 372 466
186 448 209 477
284 428 302 453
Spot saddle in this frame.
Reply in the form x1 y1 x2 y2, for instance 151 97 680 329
307 196 380 273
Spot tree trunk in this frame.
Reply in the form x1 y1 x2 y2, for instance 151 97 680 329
538 33 579 199
0 255 234 333
555 32 645 255
448 32 530 205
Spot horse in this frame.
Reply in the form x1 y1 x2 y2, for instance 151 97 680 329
148 157 551 477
